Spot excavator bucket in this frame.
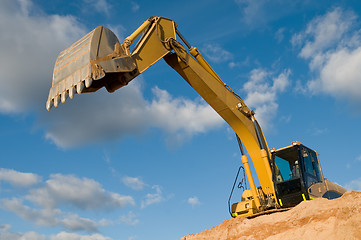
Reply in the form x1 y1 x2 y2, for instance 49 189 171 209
46 26 138 110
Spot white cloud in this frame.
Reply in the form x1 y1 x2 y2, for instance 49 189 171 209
98 218 113 227
43 83 223 148
0 0 223 149
148 87 223 138
122 176 145 191
1 197 61 227
310 127 328 136
235 0 270 27
2 198 100 232
243 68 291 129
0 168 41 187
50 232 112 240
141 185 165 209
131 1 140 12
0 225 112 240
27 174 135 210
293 8 356 60
292 8 361 106
43 82 148 148
119 211 139 226
83 0 111 16
202 44 233 63
235 0 297 29
0 224 11 232
0 224 45 240
60 213 98 233
315 47 361 101
347 155 361 169
275 28 286 43
0 173 136 233
0 0 86 114
187 196 201 207
345 178 361 191
2 195 113 233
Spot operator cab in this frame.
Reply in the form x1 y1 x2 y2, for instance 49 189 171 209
271 142 324 208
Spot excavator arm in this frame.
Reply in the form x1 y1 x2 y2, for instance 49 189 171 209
46 16 279 216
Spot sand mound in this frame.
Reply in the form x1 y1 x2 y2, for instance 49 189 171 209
182 191 361 240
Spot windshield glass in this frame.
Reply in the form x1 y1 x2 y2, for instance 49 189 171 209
274 147 300 183
301 147 323 187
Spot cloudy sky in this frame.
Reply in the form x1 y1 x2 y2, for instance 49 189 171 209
1 0 361 239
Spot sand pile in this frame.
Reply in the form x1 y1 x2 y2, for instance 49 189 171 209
182 191 361 240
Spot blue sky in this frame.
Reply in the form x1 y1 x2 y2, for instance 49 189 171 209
1 0 361 239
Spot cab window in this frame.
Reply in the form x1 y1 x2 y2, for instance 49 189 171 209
274 148 300 183
301 148 323 187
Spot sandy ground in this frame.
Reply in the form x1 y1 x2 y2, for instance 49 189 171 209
182 191 361 240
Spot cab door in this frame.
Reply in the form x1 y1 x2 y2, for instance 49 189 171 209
299 147 323 190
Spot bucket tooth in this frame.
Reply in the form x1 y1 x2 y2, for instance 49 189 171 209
85 77 93 88
54 95 60 108
77 82 84 94
61 91 68 104
46 100 53 111
69 86 75 99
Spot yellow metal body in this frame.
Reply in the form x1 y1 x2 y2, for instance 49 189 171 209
240 155 261 209
46 16 348 218
47 16 276 217
164 39 277 215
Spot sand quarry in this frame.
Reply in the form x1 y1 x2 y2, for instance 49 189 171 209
182 191 361 240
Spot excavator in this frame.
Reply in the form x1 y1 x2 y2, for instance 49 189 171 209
46 16 346 218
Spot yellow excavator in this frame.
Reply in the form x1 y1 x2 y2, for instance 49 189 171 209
46 16 346 218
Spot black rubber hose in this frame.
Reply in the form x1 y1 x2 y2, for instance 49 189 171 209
228 166 245 217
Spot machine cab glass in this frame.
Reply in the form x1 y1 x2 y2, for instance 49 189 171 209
271 143 324 207
300 147 323 188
